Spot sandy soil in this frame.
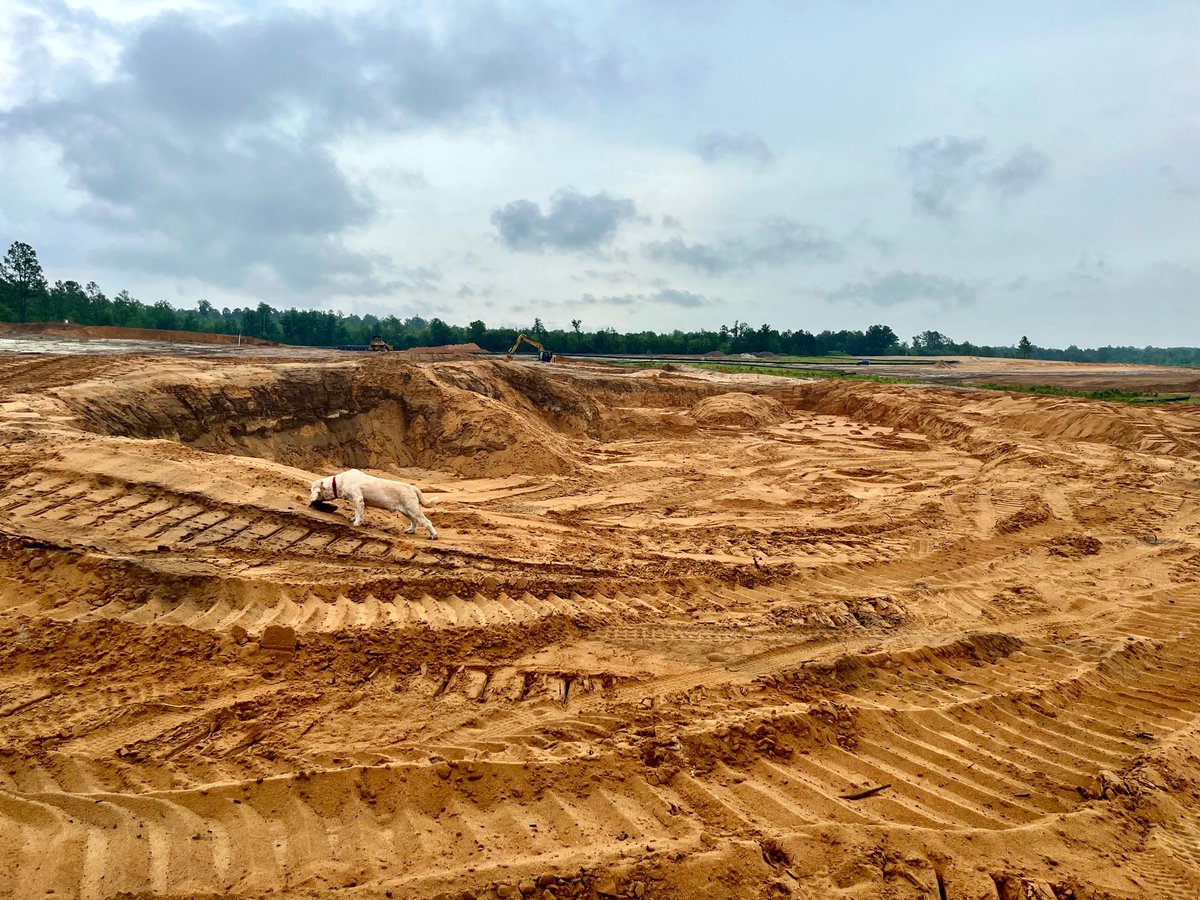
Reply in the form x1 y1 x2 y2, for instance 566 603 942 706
0 321 279 346
2 350 1200 898
842 356 1200 394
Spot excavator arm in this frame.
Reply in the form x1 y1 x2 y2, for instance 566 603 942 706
506 333 553 362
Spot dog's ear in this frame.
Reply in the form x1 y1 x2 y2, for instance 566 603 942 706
310 480 322 503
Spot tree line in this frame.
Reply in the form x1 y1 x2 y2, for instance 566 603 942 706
2 240 1197 364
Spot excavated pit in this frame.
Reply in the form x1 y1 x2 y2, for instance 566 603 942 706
3 351 1200 898
55 357 727 477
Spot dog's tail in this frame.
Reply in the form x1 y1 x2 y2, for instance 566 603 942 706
417 488 438 508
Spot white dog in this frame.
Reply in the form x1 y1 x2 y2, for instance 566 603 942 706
309 469 438 538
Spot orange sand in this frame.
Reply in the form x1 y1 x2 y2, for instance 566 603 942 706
1 351 1198 898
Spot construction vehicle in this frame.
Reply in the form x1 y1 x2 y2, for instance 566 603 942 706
506 333 553 362
368 335 392 352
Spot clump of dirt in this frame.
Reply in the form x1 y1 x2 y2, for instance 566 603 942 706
691 391 789 427
766 595 906 630
771 633 1024 696
1048 533 1103 557
915 499 948 525
639 704 858 776
997 499 1052 533
989 584 1048 618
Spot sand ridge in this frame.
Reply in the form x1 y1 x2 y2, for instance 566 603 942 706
1 351 1200 898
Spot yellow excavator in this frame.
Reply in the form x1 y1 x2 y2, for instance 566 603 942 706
506 333 554 362
368 335 392 352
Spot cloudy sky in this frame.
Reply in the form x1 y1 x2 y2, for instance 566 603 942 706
1 1 1196 347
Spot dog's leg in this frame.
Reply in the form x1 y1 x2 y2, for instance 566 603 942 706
403 514 416 535
417 512 438 540
350 491 365 526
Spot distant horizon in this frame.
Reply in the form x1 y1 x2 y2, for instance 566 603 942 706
8 260 1200 367
10 316 1200 359
2 2 1196 347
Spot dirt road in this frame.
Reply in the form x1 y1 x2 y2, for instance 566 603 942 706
1 351 1199 898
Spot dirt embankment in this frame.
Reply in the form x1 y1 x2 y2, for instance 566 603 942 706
2 352 1200 898
53 358 724 477
0 320 281 345
782 378 1200 460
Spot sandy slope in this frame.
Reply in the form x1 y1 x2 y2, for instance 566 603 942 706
0 321 280 346
2 352 1200 898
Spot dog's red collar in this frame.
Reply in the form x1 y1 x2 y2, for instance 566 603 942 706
331 475 338 499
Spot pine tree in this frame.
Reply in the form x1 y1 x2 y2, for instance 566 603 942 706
0 242 49 323
1018 335 1033 358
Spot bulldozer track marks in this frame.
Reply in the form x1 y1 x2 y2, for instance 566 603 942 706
0 761 699 899
2 606 1192 899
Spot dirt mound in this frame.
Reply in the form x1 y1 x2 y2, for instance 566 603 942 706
996 499 1052 533
397 341 489 360
1048 533 1104 557
690 391 789 427
0 320 279 346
